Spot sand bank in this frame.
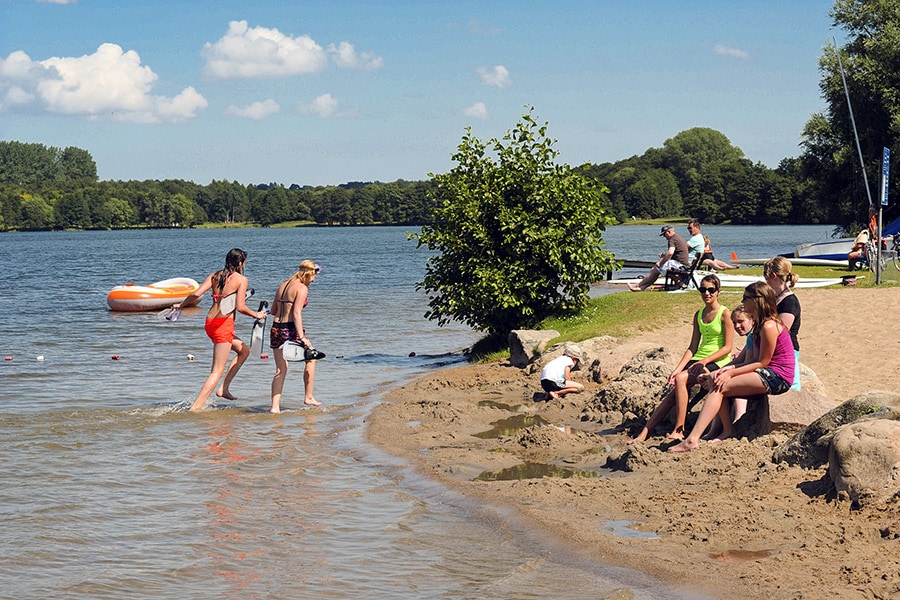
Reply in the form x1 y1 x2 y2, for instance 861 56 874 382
368 287 900 599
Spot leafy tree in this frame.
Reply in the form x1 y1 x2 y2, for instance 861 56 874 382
657 127 744 198
799 1 900 229
252 185 292 226
54 188 92 229
93 197 135 229
20 195 54 230
621 168 682 218
412 109 618 335
58 146 98 182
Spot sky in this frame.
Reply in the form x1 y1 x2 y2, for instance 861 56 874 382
0 0 843 187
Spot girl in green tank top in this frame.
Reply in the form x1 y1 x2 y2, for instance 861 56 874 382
628 274 734 444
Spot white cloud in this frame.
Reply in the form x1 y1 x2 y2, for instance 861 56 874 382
202 20 328 79
463 102 488 119
713 44 750 59
226 99 281 120
327 41 383 71
0 44 207 122
297 93 356 119
476 65 511 89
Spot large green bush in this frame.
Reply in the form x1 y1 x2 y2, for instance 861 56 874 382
412 109 618 335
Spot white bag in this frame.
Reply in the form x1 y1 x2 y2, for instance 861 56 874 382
280 341 306 362
280 341 326 362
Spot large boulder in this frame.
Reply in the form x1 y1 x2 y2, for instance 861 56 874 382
580 347 675 426
768 389 840 432
729 390 841 443
508 329 559 368
829 419 900 507
772 391 900 468
798 362 827 396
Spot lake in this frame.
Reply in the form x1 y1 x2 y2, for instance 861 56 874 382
0 224 832 599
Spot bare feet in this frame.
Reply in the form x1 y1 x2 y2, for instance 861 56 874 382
626 429 649 445
216 389 238 401
665 431 685 441
548 391 560 400
269 407 281 414
708 434 733 444
304 397 322 407
627 283 643 292
668 439 700 453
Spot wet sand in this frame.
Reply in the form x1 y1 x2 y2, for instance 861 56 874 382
368 287 900 599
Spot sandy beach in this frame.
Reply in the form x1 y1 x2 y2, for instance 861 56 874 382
368 287 900 599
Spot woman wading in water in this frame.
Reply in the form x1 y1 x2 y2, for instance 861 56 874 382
176 248 266 412
269 260 323 413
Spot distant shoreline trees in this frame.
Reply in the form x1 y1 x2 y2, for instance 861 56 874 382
0 116 873 233
0 141 439 231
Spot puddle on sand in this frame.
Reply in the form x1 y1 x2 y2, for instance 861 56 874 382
473 414 549 438
603 520 659 540
476 399 521 412
709 549 775 563
474 462 600 481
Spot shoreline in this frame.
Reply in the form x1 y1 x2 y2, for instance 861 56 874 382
367 287 900 598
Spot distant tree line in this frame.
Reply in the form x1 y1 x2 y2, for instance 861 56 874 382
0 141 438 231
0 134 834 233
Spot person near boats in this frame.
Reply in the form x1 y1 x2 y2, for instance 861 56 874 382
669 281 795 452
848 227 870 270
628 274 734 444
269 260 323 413
175 248 266 412
686 219 705 263
700 235 737 270
539 346 584 400
627 225 690 291
764 256 801 390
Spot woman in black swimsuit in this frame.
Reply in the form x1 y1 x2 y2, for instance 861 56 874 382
269 260 321 412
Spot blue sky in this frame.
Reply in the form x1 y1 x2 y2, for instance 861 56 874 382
0 0 840 186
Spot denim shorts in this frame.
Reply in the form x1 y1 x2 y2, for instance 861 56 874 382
755 367 791 395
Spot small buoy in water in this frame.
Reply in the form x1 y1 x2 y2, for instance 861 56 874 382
260 353 269 359
111 355 120 360
408 352 416 357
187 354 195 361
36 355 44 362
4 356 11 361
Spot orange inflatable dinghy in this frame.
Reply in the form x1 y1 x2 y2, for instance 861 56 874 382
106 277 202 312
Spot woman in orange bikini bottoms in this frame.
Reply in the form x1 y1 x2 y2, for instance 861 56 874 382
175 248 267 412
269 259 321 413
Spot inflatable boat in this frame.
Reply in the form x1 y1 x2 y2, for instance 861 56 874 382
106 277 202 312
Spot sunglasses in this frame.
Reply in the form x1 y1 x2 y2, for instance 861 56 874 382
742 295 761 301
698 286 718 294
314 263 322 274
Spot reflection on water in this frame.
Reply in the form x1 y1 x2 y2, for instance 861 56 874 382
709 548 775 563
477 399 523 412
475 462 602 481
605 520 661 540
473 414 550 438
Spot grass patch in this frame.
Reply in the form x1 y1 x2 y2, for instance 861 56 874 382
542 291 698 343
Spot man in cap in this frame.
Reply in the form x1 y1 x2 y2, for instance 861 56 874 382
539 345 584 401
627 225 690 291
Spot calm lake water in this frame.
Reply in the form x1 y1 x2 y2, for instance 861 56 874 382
0 224 832 599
